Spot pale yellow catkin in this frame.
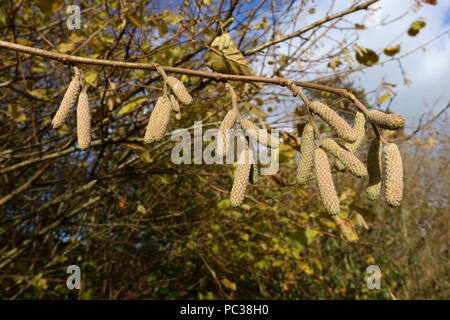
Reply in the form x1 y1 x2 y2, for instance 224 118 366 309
320 138 367 178
296 124 315 184
76 87 91 150
336 111 366 171
366 138 382 200
52 67 82 128
368 110 404 130
166 76 193 105
309 101 357 143
240 118 279 148
384 143 403 207
314 148 340 215
230 140 251 207
144 96 172 143
217 109 237 158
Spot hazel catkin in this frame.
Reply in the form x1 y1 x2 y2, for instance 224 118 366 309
320 138 368 178
144 96 172 143
366 138 382 200
230 139 252 207
309 101 357 143
166 76 193 106
169 94 181 120
296 124 315 184
368 110 404 130
76 87 91 150
314 148 340 215
52 67 82 128
384 143 403 207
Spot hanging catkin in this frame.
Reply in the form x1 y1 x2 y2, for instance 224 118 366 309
240 118 279 148
336 111 366 171
320 138 367 178
366 138 382 200
76 87 91 150
314 148 340 215
166 76 193 105
52 67 82 128
368 110 404 130
144 96 172 143
230 139 251 207
217 109 237 158
296 124 315 184
169 94 181 120
308 101 357 143
384 143 403 207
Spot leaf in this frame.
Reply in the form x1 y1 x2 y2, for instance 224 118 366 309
118 97 147 115
163 10 183 25
146 273 157 282
57 42 76 54
205 33 258 77
221 278 237 291
84 71 98 87
355 46 379 67
8 104 27 123
123 142 152 163
333 215 359 242
408 20 426 36
383 44 400 56
378 94 390 103
354 23 365 29
217 199 231 209
34 0 64 14
327 58 342 69
422 0 437 5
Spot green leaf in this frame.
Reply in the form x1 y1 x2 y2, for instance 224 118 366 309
118 97 147 115
408 20 426 36
217 199 230 209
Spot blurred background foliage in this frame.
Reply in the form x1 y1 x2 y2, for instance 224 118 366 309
0 0 448 299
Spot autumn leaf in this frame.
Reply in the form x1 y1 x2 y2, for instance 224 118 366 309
221 278 237 291
8 104 27 123
408 20 426 36
355 46 379 67
34 0 64 14
383 44 401 56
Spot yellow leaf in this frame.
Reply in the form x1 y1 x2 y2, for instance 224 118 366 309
408 20 426 36
378 94 390 103
28 88 47 100
383 44 400 56
57 42 76 54
221 278 237 291
118 97 147 115
84 71 98 87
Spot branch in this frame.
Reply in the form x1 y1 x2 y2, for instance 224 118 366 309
243 0 379 55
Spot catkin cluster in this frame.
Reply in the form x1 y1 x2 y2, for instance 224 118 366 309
51 66 92 150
